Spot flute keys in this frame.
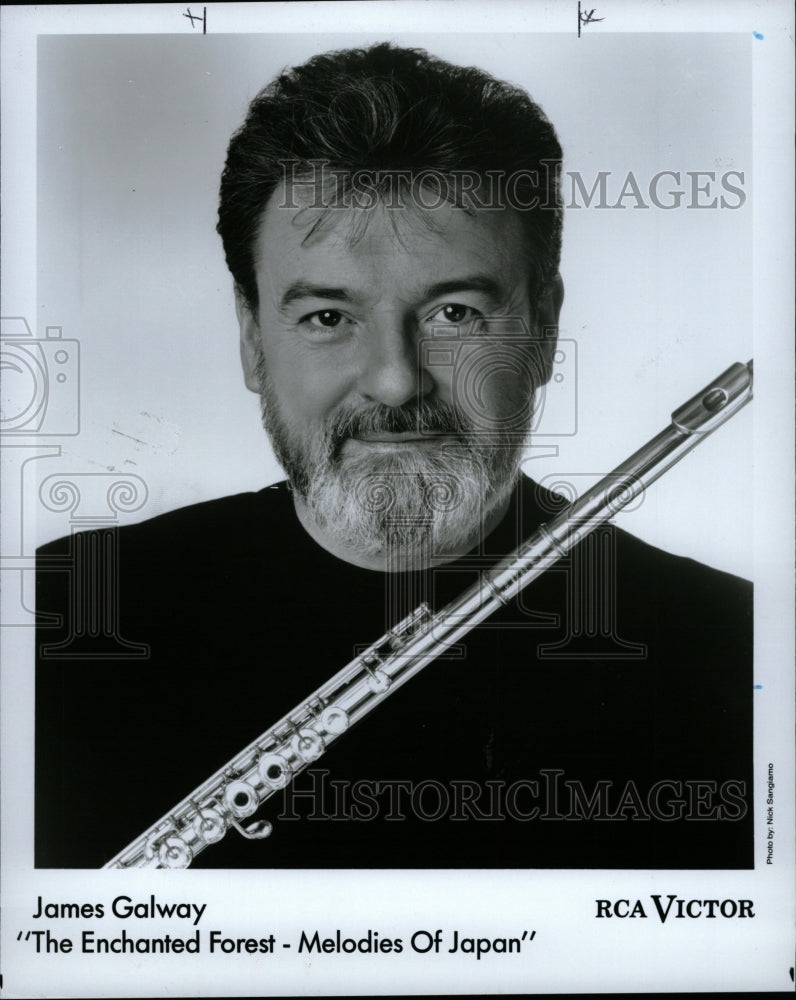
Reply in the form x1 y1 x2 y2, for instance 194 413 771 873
223 780 260 819
361 650 391 693
291 728 325 762
259 754 291 789
157 836 192 869
367 670 391 694
240 819 273 840
192 807 226 844
321 706 349 734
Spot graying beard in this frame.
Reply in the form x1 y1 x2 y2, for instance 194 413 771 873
254 342 527 556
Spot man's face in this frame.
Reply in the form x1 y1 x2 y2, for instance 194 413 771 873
237 184 561 566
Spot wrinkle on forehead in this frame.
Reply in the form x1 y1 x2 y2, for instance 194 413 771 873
258 178 530 276
270 171 526 246
293 190 462 253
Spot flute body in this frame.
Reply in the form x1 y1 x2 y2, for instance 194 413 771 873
103 360 753 869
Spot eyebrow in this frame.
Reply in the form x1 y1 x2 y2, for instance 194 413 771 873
280 281 357 309
419 276 505 302
279 274 506 311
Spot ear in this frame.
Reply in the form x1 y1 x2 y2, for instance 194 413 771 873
235 287 262 393
533 273 564 386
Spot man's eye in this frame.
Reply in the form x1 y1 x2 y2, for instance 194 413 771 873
305 309 344 329
429 303 479 325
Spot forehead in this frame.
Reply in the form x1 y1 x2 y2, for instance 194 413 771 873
253 181 531 294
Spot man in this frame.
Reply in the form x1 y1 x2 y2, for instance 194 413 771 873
35 43 752 869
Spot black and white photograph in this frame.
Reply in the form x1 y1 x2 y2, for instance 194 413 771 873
1 2 793 996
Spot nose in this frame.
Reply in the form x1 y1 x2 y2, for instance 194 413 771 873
356 313 434 408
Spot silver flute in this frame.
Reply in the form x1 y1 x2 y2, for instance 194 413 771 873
104 360 753 869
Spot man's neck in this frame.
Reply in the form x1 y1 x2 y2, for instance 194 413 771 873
292 491 515 572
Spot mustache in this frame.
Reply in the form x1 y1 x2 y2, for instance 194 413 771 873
324 399 469 453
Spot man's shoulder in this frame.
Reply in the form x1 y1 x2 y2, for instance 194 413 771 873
612 522 751 593
611 524 752 639
521 473 750 585
37 481 294 558
35 482 302 641
518 474 752 640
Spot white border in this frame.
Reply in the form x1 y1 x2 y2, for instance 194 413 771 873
2 3 793 997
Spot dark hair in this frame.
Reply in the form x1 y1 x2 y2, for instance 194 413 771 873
218 42 563 316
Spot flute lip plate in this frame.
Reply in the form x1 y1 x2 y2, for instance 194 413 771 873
671 361 752 434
